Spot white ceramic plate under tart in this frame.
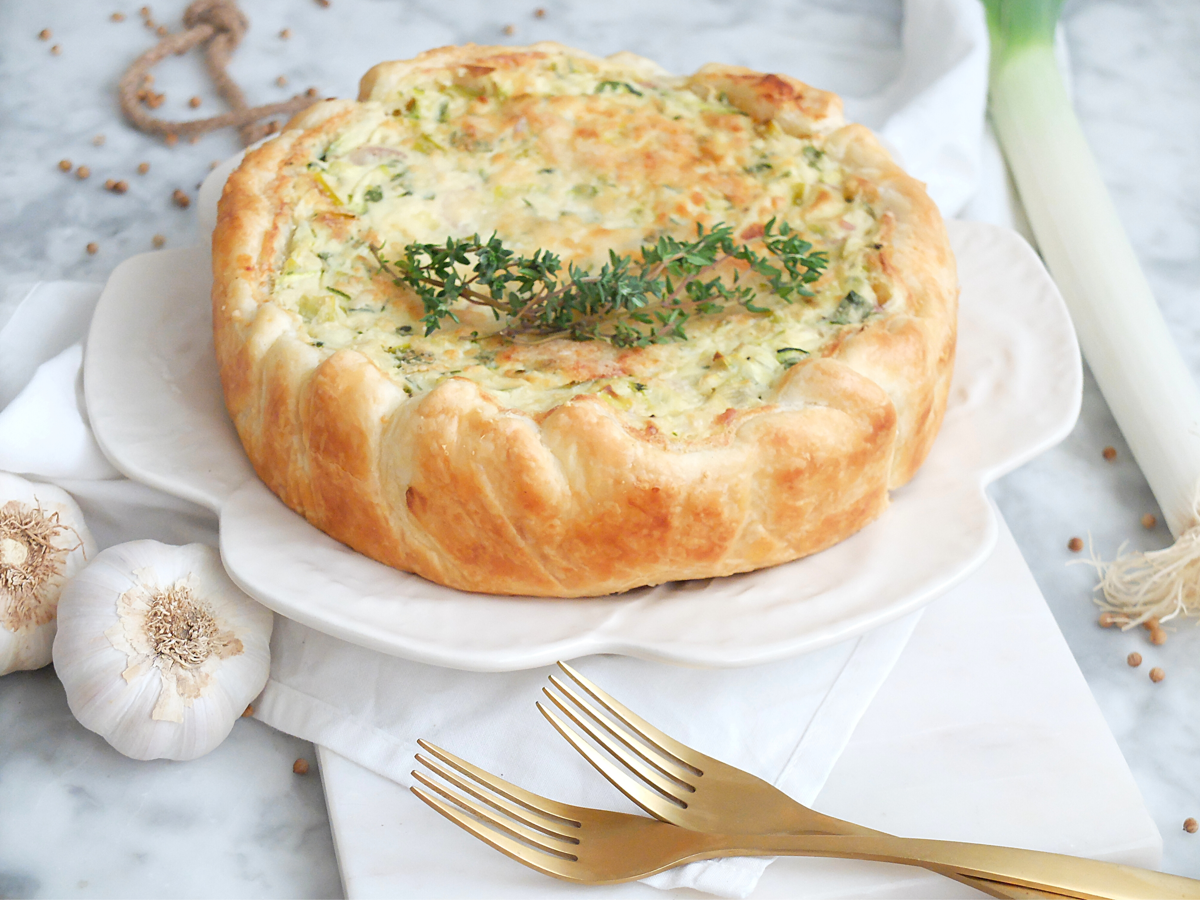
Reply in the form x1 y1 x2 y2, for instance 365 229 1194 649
84 217 1081 671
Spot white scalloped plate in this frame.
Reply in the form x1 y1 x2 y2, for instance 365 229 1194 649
84 214 1080 671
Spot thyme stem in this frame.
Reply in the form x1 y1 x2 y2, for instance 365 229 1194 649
371 219 827 346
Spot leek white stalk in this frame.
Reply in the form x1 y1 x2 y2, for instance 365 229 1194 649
985 0 1200 623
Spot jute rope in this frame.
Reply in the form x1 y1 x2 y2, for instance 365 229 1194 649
118 0 319 146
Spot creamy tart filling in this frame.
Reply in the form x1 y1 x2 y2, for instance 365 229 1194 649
269 54 887 442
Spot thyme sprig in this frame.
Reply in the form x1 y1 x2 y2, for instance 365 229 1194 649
370 219 827 346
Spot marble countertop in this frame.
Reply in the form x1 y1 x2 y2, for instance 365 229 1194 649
2 0 1198 896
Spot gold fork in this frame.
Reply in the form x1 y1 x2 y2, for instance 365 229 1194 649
410 738 1200 898
536 662 1170 900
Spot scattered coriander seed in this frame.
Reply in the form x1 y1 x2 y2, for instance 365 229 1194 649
172 188 191 208
315 0 330 6
76 165 91 179
188 95 202 108
111 12 126 21
293 758 310 774
209 160 221 169
140 5 150 16
275 75 288 87
164 132 178 146
1067 536 1083 553
104 178 116 190
279 27 291 39
113 180 128 194
242 703 254 717
1142 617 1160 632
151 234 165 248
1150 627 1167 646
503 23 515 35
50 44 62 55
92 134 106 146
86 242 99 255
1102 445 1117 461
142 72 154 86
1141 513 1157 530
1127 651 1142 667
305 86 318 97
39 28 52 40
156 24 168 36
144 17 156 29
137 161 150 174
1099 612 1118 628
1149 666 1165 683
534 7 546 17
1186 818 1198 834
188 135 199 145
58 159 72 172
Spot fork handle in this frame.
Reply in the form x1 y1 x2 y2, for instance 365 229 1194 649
734 833 1200 899
784 807 1075 898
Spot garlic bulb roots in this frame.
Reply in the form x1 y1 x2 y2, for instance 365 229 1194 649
53 541 273 760
0 472 95 676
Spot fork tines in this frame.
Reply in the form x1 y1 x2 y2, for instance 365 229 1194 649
411 739 583 877
538 662 699 818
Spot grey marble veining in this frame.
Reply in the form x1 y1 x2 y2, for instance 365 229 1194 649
0 667 341 899
2 0 1199 896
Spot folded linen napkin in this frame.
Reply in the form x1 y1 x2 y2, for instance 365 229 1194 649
1 2 995 895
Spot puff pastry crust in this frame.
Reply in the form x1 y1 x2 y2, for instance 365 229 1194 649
212 43 957 597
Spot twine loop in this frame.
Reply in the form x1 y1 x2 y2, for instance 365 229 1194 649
118 0 318 147
182 0 248 39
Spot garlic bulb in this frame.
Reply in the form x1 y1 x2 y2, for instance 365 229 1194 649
53 541 273 760
1 472 95 676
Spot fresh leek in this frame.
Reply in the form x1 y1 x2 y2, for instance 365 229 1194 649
984 0 1200 623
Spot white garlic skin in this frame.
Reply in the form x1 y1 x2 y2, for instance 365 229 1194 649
53 541 273 761
0 472 96 676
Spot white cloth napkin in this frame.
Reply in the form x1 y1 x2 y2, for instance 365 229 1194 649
1 2 997 895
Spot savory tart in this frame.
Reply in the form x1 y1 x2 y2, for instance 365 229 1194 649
212 42 957 597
